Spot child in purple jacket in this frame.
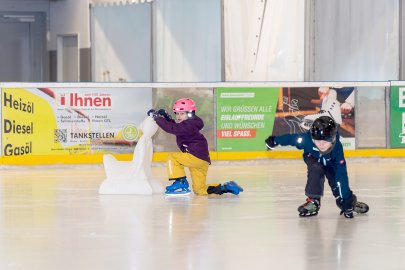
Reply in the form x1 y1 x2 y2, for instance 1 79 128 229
148 98 243 196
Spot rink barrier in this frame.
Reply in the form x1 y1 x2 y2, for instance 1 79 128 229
0 81 401 165
2 149 405 165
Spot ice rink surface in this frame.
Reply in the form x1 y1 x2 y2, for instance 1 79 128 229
0 158 404 270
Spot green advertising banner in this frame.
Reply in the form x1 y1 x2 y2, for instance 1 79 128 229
216 87 279 151
390 85 405 148
216 86 357 152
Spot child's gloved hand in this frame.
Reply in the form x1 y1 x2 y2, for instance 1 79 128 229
340 207 354 218
340 198 354 218
157 109 173 122
265 136 277 150
147 109 158 119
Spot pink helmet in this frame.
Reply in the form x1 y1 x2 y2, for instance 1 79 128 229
172 98 196 113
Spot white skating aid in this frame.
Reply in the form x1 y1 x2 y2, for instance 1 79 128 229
99 116 163 195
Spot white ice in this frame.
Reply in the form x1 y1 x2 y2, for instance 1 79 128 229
0 158 404 270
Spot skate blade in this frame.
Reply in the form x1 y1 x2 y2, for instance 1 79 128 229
299 211 318 217
165 190 191 196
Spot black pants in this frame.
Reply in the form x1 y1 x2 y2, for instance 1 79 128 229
304 156 339 199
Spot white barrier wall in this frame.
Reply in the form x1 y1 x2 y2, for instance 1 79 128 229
0 82 391 164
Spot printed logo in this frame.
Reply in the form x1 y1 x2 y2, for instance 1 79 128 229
56 93 112 108
57 93 67 108
122 124 139 142
220 92 255 98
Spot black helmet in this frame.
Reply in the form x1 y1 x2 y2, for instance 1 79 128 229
310 116 337 141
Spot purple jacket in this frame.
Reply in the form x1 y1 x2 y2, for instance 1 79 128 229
155 115 211 164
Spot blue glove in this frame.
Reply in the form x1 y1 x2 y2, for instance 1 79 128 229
265 136 277 150
157 109 173 122
147 109 158 119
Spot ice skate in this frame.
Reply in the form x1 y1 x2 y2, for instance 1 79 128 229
298 198 320 217
354 201 369 214
335 195 369 215
165 178 191 196
300 89 342 130
222 181 244 195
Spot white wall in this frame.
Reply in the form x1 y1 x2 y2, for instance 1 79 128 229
154 0 222 82
49 0 90 50
312 0 399 81
224 0 305 81
91 4 151 82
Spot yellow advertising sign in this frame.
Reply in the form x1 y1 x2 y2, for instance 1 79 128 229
1 88 153 160
2 88 61 156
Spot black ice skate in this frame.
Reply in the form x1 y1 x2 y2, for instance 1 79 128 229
298 198 320 217
353 201 369 214
336 196 369 216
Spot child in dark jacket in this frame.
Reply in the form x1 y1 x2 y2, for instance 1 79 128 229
148 98 243 196
265 116 369 218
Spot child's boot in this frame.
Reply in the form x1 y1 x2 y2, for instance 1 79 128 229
221 181 243 195
207 181 243 195
335 194 369 214
298 197 320 217
354 201 369 214
351 194 369 214
165 177 191 196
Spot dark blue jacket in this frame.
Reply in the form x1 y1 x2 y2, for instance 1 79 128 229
274 131 351 200
155 115 211 164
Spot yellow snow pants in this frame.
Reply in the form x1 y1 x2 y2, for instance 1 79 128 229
167 152 217 195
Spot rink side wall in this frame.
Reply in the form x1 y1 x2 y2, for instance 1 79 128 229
0 81 403 165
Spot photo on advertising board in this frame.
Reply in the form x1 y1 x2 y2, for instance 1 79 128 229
273 87 356 146
1 88 152 156
216 86 356 152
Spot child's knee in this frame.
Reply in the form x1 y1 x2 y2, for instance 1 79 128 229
194 189 208 196
192 184 208 195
